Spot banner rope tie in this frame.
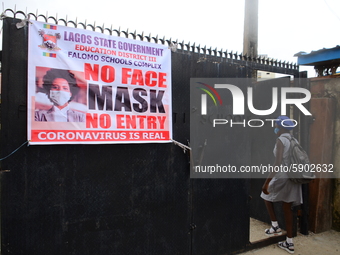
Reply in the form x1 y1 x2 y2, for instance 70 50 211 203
0 140 30 161
171 139 191 153
0 11 8 20
16 14 32 29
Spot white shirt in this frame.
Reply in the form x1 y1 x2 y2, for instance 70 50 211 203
52 105 69 122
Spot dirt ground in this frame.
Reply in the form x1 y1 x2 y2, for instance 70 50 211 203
238 218 340 255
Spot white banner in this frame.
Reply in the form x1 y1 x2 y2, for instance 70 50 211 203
27 20 172 145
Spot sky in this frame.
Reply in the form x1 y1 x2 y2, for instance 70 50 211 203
1 0 340 77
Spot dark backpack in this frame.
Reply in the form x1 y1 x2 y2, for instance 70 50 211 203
282 135 315 184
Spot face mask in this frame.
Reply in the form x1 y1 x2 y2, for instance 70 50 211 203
50 90 71 106
274 127 280 134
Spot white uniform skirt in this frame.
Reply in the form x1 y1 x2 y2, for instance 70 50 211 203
261 172 303 207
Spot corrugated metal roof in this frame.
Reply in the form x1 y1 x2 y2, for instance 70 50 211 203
294 45 340 66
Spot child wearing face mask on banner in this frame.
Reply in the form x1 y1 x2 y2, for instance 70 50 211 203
35 68 85 122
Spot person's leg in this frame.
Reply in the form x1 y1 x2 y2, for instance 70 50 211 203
278 202 295 253
264 200 277 221
282 202 293 238
264 200 282 236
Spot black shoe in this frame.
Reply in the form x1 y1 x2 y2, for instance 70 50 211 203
278 241 294 254
264 225 282 236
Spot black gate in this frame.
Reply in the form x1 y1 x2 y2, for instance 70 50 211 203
0 13 305 255
249 77 293 235
249 74 311 245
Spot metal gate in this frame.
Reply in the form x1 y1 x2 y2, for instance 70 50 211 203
249 74 311 245
0 13 304 255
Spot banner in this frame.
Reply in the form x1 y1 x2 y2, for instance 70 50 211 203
27 20 172 145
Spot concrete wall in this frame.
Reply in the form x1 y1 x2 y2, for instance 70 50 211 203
310 76 340 232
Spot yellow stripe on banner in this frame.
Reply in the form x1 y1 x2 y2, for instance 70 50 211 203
43 52 56 58
43 24 57 30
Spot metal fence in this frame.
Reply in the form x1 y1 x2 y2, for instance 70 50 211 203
1 10 302 255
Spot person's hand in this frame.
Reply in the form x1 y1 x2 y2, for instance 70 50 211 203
262 182 269 195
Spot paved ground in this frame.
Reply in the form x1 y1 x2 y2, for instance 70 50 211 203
238 218 340 255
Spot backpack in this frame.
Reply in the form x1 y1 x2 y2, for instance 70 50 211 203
282 135 315 184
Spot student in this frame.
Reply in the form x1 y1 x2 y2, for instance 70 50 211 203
35 68 85 122
261 116 302 254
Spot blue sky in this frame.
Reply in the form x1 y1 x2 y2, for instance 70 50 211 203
2 0 340 76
